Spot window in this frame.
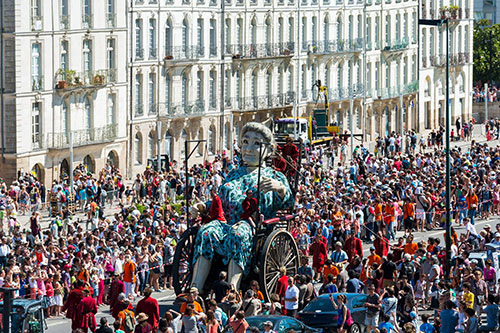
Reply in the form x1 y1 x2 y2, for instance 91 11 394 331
375 16 379 48
165 19 173 56
224 123 230 150
165 73 172 108
348 15 353 40
236 70 242 107
149 19 156 59
61 41 68 75
396 14 400 40
366 17 372 49
287 66 293 93
312 17 317 42
265 18 271 48
32 43 42 91
197 129 203 156
385 15 391 47
337 63 342 89
225 19 231 53
250 19 257 46
278 18 284 44
148 73 156 114
357 15 362 39
403 57 408 84
210 19 217 56
337 17 342 41
278 66 283 95
301 17 307 50
197 70 204 101
385 62 390 88
32 0 42 30
32 102 41 144
197 19 204 56
266 69 272 99
107 39 115 81
288 18 294 43
84 97 92 130
60 0 69 29
236 18 243 51
367 62 371 90
324 17 329 43
412 12 416 43
180 130 188 156
182 72 188 107
107 94 115 125
208 126 216 154
136 19 143 59
252 70 257 105
325 64 330 89
62 102 69 133
375 61 380 90
301 64 307 97
148 132 155 160
106 0 115 27
182 19 190 51
404 13 408 39
225 70 231 105
83 39 92 79
135 133 142 165
210 71 216 108
83 0 92 28
135 74 143 115
164 132 172 157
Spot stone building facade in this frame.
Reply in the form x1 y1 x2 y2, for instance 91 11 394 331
0 0 128 184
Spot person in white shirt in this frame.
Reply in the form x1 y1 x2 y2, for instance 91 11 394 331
0 238 10 268
284 276 299 317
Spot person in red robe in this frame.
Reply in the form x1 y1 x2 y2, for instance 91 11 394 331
208 187 226 222
74 289 98 332
272 146 287 173
135 288 160 331
275 267 289 308
373 231 389 257
344 232 363 262
62 280 85 330
107 272 125 314
310 233 328 282
240 190 258 222
282 137 299 178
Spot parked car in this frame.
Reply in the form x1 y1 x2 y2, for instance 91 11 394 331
0 299 47 333
225 315 323 333
297 293 367 333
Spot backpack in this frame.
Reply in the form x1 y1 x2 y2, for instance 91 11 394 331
216 308 228 326
123 310 135 333
60 193 67 203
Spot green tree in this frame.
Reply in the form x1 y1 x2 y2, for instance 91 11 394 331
474 20 500 83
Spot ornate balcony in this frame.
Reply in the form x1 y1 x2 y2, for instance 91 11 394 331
157 100 206 118
163 46 205 65
327 85 364 101
231 92 295 112
431 53 470 67
383 37 409 52
33 124 118 150
32 75 44 92
226 42 295 60
55 69 113 93
306 38 363 55
60 15 70 30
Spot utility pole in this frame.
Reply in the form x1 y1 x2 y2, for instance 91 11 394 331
69 132 74 195
350 98 354 160
485 83 488 126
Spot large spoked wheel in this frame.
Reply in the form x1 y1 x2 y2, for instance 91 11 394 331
172 227 198 296
259 229 300 300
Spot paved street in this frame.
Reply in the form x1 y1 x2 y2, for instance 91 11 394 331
21 124 496 332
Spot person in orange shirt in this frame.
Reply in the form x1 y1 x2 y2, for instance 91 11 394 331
384 201 396 241
466 189 479 225
367 247 381 267
403 235 418 255
403 197 415 236
374 199 383 226
123 255 136 299
117 300 135 332
180 288 204 314
322 259 339 283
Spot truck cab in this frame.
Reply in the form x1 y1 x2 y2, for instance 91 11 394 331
0 299 47 333
274 118 309 145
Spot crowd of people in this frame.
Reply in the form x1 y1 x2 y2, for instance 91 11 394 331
1 122 500 333
472 83 500 103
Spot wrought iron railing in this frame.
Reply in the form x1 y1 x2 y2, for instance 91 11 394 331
149 47 157 59
106 13 116 28
157 100 206 118
33 124 118 150
326 85 364 101
55 69 113 90
306 38 363 54
135 104 144 116
82 14 93 29
164 46 205 61
231 92 295 111
32 16 43 31
32 75 44 92
149 103 158 115
383 37 409 51
136 48 144 60
226 42 295 59
60 15 70 30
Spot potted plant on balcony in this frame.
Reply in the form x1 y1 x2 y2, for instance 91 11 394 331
55 68 76 89
439 6 449 18
449 5 459 18
164 55 173 60
91 74 105 85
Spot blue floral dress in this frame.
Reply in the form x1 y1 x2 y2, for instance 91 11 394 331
193 166 293 273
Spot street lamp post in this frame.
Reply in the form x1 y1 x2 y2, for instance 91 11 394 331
419 18 451 280
184 139 206 226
